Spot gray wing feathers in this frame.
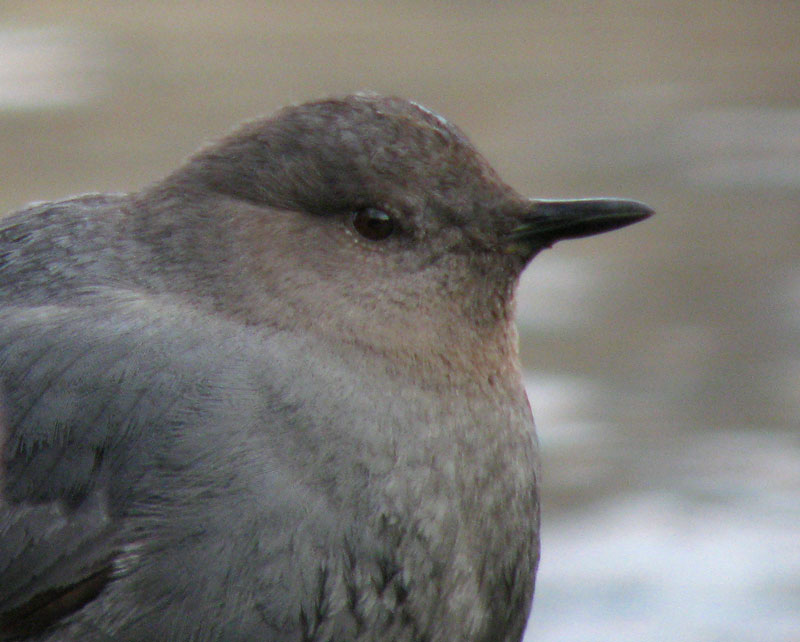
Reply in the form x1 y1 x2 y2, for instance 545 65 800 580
0 297 266 639
0 494 116 638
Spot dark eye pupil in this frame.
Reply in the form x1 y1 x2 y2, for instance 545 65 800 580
352 208 394 241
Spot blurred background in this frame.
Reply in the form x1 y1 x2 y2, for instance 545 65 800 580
1 2 797 640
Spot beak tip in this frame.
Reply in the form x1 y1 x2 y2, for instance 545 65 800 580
625 200 656 220
612 199 655 228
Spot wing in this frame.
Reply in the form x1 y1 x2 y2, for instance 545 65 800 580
0 491 116 639
0 291 344 641
0 295 261 639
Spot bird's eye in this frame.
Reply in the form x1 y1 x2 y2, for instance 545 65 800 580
352 208 394 241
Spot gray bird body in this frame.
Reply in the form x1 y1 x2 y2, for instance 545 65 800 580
0 95 650 641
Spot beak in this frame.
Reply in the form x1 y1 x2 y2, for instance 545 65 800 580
506 198 653 251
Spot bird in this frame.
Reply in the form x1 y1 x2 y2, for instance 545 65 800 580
0 93 651 641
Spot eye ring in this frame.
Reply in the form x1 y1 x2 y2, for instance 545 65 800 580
351 208 395 241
